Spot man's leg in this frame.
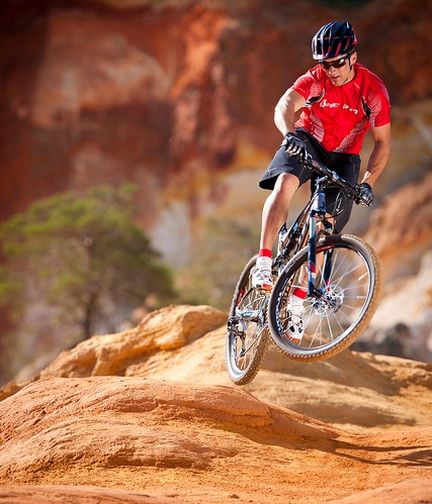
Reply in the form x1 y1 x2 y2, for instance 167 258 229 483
252 173 300 290
253 172 306 341
259 173 300 250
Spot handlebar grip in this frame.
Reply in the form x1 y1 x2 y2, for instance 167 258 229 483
352 184 374 206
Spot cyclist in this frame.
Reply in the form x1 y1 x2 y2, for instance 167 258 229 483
252 20 391 341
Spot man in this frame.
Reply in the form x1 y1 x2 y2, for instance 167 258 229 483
252 20 391 340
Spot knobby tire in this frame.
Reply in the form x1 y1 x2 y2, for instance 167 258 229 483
268 234 382 361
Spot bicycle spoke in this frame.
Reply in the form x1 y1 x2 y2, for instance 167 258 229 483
308 316 324 348
243 330 264 354
331 261 364 288
325 248 343 280
332 310 345 333
341 302 364 311
343 295 367 301
325 311 335 341
336 305 358 324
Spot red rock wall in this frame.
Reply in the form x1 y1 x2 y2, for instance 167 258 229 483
0 0 431 227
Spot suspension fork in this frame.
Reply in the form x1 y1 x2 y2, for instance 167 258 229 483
307 213 318 297
322 247 335 287
307 189 326 297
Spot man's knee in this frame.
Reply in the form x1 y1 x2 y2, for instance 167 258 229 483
273 173 300 200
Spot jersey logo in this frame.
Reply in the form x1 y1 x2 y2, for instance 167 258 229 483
319 99 359 115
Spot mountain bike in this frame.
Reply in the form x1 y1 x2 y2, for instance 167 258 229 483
226 153 382 385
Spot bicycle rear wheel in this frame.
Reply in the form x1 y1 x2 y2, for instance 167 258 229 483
226 256 270 384
268 234 382 361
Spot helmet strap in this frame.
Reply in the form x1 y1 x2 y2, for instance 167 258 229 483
342 54 354 84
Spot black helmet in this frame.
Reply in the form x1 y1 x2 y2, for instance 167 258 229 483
311 21 358 61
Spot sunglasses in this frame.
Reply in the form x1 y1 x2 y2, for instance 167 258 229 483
320 54 351 70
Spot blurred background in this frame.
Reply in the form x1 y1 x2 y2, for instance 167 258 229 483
0 0 431 385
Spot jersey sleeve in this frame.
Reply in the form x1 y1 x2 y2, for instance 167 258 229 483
291 70 316 99
367 78 391 128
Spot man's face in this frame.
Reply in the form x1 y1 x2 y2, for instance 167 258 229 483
320 52 357 86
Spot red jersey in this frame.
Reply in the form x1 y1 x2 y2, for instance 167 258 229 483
292 63 390 154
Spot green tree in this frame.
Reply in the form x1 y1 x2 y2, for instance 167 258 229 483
0 185 176 380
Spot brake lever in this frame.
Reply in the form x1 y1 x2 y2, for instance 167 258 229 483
303 152 314 167
354 184 373 207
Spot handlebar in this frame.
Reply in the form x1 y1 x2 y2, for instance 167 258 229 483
302 153 372 206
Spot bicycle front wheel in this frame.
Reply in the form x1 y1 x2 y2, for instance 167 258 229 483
226 256 270 384
268 234 382 361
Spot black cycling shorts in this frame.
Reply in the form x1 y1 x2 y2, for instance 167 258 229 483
259 129 361 233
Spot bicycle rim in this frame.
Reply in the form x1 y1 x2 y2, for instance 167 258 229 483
268 235 382 361
226 256 270 384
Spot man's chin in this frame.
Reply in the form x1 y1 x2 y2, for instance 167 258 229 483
329 76 342 86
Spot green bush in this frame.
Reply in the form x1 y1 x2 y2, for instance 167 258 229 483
0 184 177 381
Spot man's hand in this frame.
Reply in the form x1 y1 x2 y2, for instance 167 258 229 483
283 133 308 163
358 182 375 206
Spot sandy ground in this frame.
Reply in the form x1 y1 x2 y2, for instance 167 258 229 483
1 305 431 503
1 377 432 504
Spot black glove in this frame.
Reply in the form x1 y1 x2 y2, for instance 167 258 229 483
282 133 308 163
358 182 375 206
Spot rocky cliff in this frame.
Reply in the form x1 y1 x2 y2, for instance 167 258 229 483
1 0 431 264
2 0 432 380
357 172 432 360
1 304 432 503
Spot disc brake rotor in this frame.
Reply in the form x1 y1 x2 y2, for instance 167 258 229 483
312 285 344 317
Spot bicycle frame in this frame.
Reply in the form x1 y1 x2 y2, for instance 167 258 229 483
274 179 333 266
273 157 364 299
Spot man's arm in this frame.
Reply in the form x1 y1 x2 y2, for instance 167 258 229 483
274 88 306 136
361 123 391 186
